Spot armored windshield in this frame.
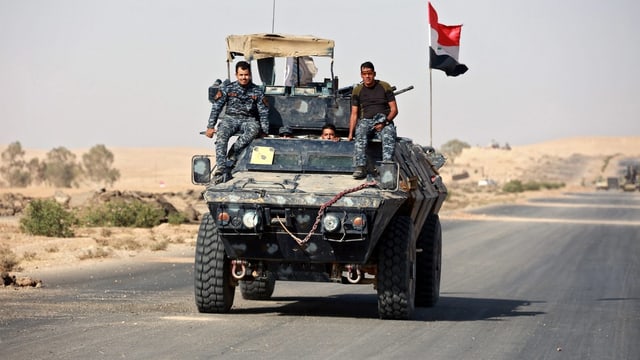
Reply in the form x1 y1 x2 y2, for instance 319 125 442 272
234 138 356 174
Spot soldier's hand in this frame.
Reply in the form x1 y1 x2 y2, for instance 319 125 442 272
205 128 216 138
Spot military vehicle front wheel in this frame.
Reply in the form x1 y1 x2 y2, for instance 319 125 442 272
240 271 276 300
194 213 235 313
377 216 416 320
415 214 442 307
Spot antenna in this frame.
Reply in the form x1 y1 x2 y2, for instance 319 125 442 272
271 0 276 33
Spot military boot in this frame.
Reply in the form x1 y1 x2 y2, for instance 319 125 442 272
352 166 366 179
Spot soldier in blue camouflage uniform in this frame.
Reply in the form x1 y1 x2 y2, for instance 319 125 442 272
205 61 270 176
348 61 398 179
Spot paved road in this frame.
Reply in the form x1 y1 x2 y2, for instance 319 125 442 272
1 192 639 359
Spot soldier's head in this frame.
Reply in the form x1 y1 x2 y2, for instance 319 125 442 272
360 61 376 87
235 61 252 86
279 126 293 138
321 123 337 140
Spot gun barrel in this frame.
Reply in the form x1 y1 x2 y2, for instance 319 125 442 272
393 85 414 96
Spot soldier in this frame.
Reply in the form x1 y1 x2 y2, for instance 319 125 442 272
278 126 293 138
205 61 269 176
347 61 398 179
321 123 339 141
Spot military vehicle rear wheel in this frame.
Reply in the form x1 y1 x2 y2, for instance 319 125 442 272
194 213 235 313
415 214 442 307
377 216 416 320
240 271 276 300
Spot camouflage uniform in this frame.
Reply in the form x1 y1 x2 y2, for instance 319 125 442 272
351 80 397 167
208 81 269 170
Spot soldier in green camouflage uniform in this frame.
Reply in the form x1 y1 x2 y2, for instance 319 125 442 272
205 61 270 176
348 61 398 179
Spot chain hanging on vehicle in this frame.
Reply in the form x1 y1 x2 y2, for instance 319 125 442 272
276 180 378 247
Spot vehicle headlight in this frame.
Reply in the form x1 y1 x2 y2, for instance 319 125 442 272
242 211 260 229
323 213 341 232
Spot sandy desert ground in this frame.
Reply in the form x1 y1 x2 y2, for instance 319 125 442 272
1 136 638 279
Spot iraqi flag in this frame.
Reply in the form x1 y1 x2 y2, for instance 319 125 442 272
429 2 468 77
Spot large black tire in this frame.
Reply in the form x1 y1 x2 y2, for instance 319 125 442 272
377 216 416 320
240 271 276 300
194 213 235 313
415 214 442 307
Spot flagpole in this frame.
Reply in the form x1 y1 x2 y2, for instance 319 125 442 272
429 67 433 147
271 0 276 33
427 1 433 147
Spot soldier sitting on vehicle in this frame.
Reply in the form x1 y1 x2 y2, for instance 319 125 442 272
348 61 398 179
204 61 270 177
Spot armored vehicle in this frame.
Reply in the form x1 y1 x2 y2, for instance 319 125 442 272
191 34 448 319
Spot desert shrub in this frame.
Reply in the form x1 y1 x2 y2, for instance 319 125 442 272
167 211 187 225
522 181 541 191
20 199 76 237
80 199 163 228
503 180 565 193
78 248 111 260
0 245 19 272
540 181 565 189
22 251 37 261
150 240 169 251
110 238 143 250
502 180 524 193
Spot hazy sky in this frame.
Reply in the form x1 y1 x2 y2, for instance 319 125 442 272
1 0 639 150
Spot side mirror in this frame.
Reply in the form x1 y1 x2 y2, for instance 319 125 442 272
377 161 398 190
192 156 212 185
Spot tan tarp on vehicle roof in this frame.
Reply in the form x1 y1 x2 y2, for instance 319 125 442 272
226 34 335 61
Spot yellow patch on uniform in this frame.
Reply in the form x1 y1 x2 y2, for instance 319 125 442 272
214 90 223 100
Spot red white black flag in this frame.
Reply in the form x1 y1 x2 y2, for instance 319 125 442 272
429 2 468 77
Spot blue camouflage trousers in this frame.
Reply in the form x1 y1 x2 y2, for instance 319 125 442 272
354 117 397 167
215 116 260 169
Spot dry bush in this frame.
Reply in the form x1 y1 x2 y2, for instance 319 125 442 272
22 251 37 261
45 246 59 253
150 240 169 251
78 248 111 260
0 244 19 272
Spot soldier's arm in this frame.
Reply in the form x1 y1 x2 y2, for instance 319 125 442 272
207 88 228 129
348 85 362 141
387 100 398 122
348 105 358 141
381 81 397 122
